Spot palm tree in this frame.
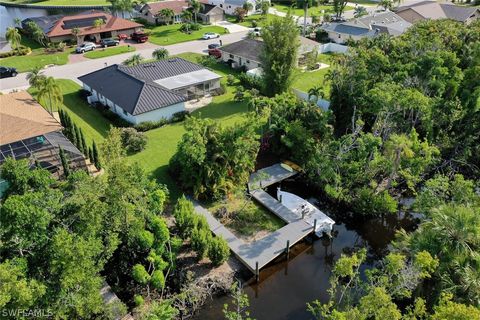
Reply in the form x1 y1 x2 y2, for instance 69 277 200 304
27 66 46 89
71 27 81 44
6 27 21 53
298 0 312 37
354 6 368 18
123 53 144 66
243 1 253 15
181 10 193 23
93 18 106 30
308 85 325 104
190 0 201 23
378 0 393 10
37 77 63 115
158 8 175 24
260 1 270 17
152 48 169 60
109 0 133 18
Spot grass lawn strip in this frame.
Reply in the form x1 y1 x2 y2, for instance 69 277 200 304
83 45 135 59
0 37 71 72
28 79 111 146
145 24 228 46
272 3 354 16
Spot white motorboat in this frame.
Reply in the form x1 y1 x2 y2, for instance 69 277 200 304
277 188 335 237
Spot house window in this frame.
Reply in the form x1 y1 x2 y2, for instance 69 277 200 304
229 54 234 58
123 109 128 116
246 60 250 64
220 4 223 7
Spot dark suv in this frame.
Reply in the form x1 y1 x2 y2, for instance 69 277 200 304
131 32 149 43
0 66 18 78
100 38 120 47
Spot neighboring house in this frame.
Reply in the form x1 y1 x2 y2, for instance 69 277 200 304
320 11 411 44
395 1 480 25
23 10 143 44
206 0 258 16
78 58 222 124
219 37 318 70
138 0 224 25
0 91 87 178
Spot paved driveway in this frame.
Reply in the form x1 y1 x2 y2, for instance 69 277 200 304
0 31 248 92
214 20 250 33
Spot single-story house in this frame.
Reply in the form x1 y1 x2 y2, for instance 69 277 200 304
0 91 87 178
78 58 222 124
219 36 319 70
206 0 258 16
395 1 480 25
320 11 411 44
23 10 143 44
138 0 224 25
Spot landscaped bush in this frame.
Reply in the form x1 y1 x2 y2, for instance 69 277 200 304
0 46 31 58
133 17 156 28
226 74 236 86
120 127 147 153
179 23 202 33
78 89 92 100
198 55 218 68
171 111 188 123
208 236 230 266
237 72 264 91
190 227 211 260
134 119 168 132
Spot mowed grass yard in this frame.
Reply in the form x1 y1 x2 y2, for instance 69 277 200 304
29 79 111 146
84 45 135 59
0 38 71 73
293 53 335 94
272 3 354 16
145 24 228 46
226 14 276 27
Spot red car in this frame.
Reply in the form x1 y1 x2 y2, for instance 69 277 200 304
208 48 221 59
117 33 128 41
131 32 149 43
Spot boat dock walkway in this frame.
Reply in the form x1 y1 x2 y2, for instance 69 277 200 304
193 202 312 274
194 163 315 277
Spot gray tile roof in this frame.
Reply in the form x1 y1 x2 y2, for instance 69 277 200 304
396 1 479 22
440 4 479 22
119 57 206 81
22 15 63 34
78 65 185 116
219 38 263 62
322 23 375 36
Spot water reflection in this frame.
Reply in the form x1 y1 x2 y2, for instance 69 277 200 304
195 178 420 320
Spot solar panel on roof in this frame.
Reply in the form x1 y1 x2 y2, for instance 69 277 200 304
63 16 106 29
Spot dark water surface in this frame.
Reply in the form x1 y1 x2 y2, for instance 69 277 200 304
195 178 420 320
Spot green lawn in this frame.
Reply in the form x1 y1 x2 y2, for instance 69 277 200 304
226 14 276 27
0 37 71 73
272 3 354 16
29 80 112 145
84 45 135 59
145 24 228 46
292 67 330 94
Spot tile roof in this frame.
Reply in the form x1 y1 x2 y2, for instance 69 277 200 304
396 1 479 22
142 0 217 16
47 10 142 38
220 38 264 62
78 64 186 116
22 15 63 34
0 91 62 145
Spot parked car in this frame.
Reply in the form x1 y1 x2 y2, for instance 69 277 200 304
208 48 221 59
202 32 220 40
75 42 96 53
118 33 128 40
131 32 149 43
100 39 120 47
208 43 221 50
0 66 17 78
252 27 261 37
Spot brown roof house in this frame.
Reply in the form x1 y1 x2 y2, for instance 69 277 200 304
138 0 224 25
395 1 480 25
24 10 143 44
0 91 87 178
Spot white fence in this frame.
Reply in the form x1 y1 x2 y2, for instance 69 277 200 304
319 43 349 54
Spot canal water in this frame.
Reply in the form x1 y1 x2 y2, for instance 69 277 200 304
195 177 420 320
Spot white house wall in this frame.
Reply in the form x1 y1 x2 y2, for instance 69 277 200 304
82 83 186 125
